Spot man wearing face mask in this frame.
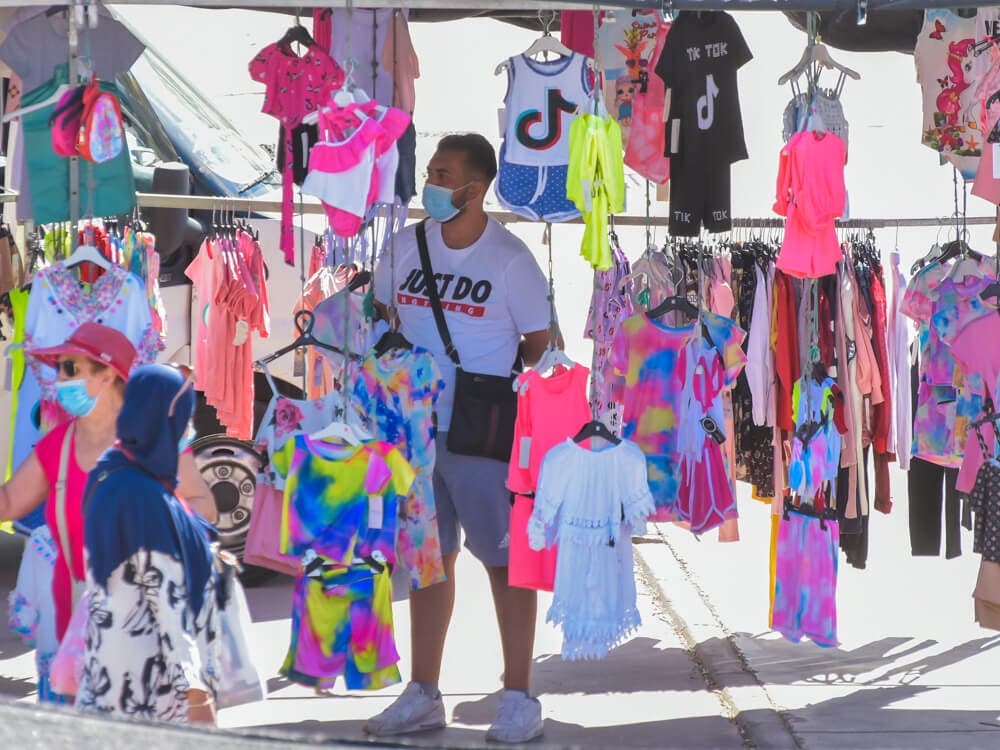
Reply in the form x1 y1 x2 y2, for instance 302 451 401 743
0 323 216 703
366 134 555 744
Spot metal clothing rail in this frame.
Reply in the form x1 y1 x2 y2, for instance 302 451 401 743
134 192 997 231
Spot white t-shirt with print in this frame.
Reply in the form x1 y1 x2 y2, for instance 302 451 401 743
374 218 551 428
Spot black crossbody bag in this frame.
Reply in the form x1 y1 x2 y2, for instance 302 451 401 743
416 220 519 462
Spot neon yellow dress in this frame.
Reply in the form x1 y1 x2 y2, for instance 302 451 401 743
566 113 625 272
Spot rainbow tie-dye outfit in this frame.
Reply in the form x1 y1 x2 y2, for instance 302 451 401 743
273 436 414 690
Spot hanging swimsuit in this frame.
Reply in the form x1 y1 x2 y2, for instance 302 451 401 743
303 106 381 239
782 74 850 153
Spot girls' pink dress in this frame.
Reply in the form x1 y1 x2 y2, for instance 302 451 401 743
507 364 591 591
774 131 847 279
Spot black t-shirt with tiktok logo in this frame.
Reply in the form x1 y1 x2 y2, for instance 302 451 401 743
655 11 753 166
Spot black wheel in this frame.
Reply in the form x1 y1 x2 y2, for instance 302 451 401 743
190 434 274 586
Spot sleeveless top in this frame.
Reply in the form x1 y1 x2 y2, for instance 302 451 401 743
502 52 593 168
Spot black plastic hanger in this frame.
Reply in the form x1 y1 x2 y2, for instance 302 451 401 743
573 420 621 446
278 23 315 51
373 329 413 357
258 310 360 365
647 294 698 320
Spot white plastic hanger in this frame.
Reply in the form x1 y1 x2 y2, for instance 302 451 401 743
62 243 111 271
495 10 574 76
310 418 370 446
778 42 860 86
3 83 75 123
514 347 575 395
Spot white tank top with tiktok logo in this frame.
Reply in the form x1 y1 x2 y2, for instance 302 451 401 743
502 52 593 168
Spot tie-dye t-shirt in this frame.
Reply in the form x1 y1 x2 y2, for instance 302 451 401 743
352 348 446 590
273 437 415 566
902 263 991 467
610 311 746 519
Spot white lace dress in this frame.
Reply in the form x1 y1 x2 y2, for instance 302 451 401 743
529 439 654 660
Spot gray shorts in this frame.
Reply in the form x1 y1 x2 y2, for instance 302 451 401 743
433 433 511 568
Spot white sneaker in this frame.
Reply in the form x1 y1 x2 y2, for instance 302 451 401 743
364 682 447 737
486 690 544 744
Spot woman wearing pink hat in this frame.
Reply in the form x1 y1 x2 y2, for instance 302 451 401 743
0 322 216 703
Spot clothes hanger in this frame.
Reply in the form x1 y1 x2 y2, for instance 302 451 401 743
3 83 76 123
309 418 366 446
62 241 111 271
778 40 860 87
277 22 316 53
495 11 575 75
257 309 360 365
372 306 413 358
573 419 621 446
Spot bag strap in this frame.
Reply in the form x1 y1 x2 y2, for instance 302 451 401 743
55 423 77 582
416 220 461 367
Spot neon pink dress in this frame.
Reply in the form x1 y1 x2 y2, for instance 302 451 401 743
774 131 847 279
507 364 591 591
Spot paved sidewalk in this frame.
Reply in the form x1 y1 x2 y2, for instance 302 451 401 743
636 468 1000 750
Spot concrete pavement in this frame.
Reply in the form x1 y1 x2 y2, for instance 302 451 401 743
3 464 999 749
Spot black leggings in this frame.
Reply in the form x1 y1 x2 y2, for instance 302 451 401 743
908 456 961 558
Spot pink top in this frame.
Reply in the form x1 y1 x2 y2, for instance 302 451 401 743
774 131 847 279
248 42 344 264
507 364 592 495
36 421 87 641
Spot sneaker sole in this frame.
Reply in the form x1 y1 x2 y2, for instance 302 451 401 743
364 716 447 737
485 723 544 744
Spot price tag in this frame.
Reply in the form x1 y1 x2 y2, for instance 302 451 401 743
368 494 384 530
519 437 532 470
993 143 1000 179
3 357 11 392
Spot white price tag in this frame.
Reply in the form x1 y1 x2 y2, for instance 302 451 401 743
368 494 384 530
3 357 11 392
519 437 532 470
498 107 508 134
993 143 1000 179
233 319 250 346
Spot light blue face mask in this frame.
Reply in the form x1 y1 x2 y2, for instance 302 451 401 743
421 182 470 223
55 379 97 417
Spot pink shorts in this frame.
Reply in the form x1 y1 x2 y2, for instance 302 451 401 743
509 495 557 592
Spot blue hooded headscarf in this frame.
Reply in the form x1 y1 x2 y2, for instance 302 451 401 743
84 364 215 614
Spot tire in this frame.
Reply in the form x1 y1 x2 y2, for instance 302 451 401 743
189 434 274 587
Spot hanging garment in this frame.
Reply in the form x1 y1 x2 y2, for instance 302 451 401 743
624 16 672 183
655 11 752 235
351 348 447 591
529 439 655 660
886 252 913 470
596 9 664 142
496 52 592 221
772 508 840 647
281 559 400 690
272 436 414 566
186 232 270 440
248 41 344 263
507 364 591 592
774 131 848 279
788 375 843 502
303 108 381 239
781 87 850 152
901 261 987 468
15 263 159 478
971 424 1000 563
584 244 632 432
675 337 738 535
609 311 746 520
561 10 602 57
914 8 982 180
327 8 396 106
566 113 625 271
19 70 137 226
292 264 356 399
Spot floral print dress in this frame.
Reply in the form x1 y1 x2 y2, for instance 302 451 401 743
75 550 219 723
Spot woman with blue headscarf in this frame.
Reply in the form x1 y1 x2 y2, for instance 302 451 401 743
77 364 219 725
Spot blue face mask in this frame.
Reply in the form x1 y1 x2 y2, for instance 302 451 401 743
56 379 97 417
421 182 470 223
